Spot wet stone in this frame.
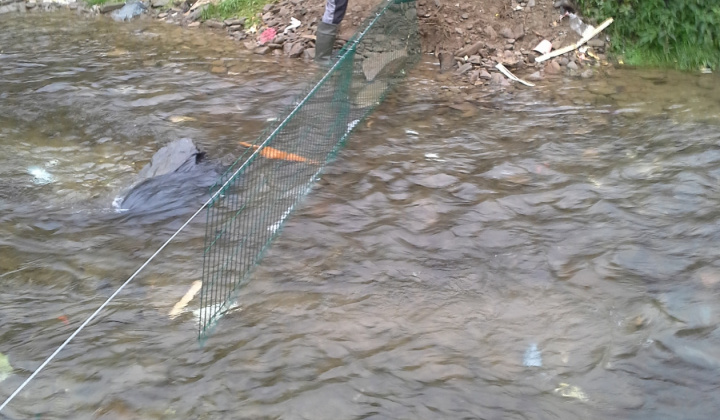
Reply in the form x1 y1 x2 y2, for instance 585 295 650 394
204 19 224 29
456 62 473 75
254 46 271 55
456 40 483 57
567 61 579 70
527 71 543 81
438 51 455 73
224 18 245 26
99 2 123 13
288 43 304 58
501 50 519 67
490 72 506 85
545 61 561 74
587 82 616 96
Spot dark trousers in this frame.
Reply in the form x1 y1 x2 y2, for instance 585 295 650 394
322 0 348 25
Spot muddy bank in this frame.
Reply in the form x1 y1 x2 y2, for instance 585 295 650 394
191 0 613 86
3 0 616 91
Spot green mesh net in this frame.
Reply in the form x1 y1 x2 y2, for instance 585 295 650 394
198 0 421 339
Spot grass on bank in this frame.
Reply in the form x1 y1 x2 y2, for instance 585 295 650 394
621 44 720 70
85 0 114 6
201 0 273 22
577 0 720 70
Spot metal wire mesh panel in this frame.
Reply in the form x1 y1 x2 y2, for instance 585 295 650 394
198 0 421 339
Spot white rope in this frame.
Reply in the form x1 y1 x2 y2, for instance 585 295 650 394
0 3 395 412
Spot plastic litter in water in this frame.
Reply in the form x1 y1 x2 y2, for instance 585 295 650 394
27 166 54 184
192 302 240 322
0 352 12 383
554 383 589 402
523 343 543 367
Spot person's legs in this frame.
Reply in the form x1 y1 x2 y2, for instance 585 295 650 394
315 0 349 64
322 0 348 25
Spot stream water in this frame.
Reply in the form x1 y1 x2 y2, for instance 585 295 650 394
2 11 720 420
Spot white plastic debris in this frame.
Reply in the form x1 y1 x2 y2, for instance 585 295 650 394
568 13 594 38
495 63 535 87
554 383 589 401
533 40 552 55
192 301 240 321
27 166 54 185
0 352 12 384
523 343 543 367
284 17 301 34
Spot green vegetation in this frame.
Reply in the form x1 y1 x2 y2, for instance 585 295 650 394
84 0 115 6
201 0 273 22
577 0 720 70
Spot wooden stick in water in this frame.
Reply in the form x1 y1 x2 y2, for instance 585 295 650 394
169 281 203 319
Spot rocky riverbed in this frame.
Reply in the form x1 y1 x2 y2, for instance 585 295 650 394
1 0 614 90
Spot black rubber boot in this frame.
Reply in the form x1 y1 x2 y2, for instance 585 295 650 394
314 22 338 66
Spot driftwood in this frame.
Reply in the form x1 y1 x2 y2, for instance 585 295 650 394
169 281 203 319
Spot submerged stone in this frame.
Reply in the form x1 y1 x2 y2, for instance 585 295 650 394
111 1 146 22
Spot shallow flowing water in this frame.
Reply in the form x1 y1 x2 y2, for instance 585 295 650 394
2 11 720 420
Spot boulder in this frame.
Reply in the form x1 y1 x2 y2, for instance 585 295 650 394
456 62 473 75
455 40 483 57
288 43 305 58
204 19 225 29
99 1 124 13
